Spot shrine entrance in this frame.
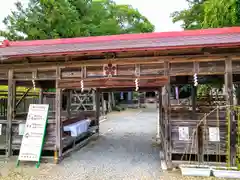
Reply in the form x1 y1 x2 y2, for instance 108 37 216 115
1 27 240 170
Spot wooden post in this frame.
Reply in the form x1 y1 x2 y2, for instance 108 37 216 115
157 88 162 143
191 85 197 118
12 80 16 119
55 67 63 162
163 61 172 169
192 61 198 118
108 92 112 112
6 70 14 157
225 57 236 166
66 90 71 118
101 93 105 116
39 88 44 104
92 90 96 111
111 92 115 107
95 89 100 133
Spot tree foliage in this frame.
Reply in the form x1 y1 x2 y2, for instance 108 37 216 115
0 0 154 40
203 0 238 28
171 0 206 30
171 0 240 102
171 0 240 29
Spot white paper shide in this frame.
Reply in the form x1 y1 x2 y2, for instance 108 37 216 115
179 127 189 141
18 104 49 162
209 127 220 142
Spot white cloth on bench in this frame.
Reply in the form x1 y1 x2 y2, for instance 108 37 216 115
63 119 91 137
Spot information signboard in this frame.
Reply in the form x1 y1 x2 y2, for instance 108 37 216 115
178 127 189 141
209 127 220 142
17 104 49 168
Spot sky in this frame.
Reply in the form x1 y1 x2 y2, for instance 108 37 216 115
0 0 189 32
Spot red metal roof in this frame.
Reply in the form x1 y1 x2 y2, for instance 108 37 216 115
1 27 240 58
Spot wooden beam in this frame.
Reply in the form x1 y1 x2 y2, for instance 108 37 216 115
99 87 163 92
60 76 169 81
58 80 167 89
58 76 168 89
3 53 240 71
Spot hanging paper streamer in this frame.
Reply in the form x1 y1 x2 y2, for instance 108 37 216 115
135 78 139 91
193 73 198 86
81 80 84 92
120 92 124 100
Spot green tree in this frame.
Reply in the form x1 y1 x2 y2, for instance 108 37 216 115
0 0 154 40
171 0 240 30
171 0 206 30
203 0 239 28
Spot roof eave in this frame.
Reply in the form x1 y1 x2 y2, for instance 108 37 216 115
3 42 240 59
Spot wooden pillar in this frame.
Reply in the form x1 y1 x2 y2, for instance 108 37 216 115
101 93 105 116
111 92 115 107
6 69 14 157
66 90 71 118
191 84 197 118
225 58 236 165
192 61 198 118
108 92 112 112
95 89 100 133
157 88 163 142
55 67 63 161
39 88 44 104
12 81 16 119
163 61 172 169
92 90 96 111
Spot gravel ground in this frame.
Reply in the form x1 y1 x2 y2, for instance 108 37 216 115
0 107 233 180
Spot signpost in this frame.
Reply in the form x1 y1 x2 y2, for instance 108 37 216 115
16 104 49 168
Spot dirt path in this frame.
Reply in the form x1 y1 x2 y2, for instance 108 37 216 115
1 108 163 180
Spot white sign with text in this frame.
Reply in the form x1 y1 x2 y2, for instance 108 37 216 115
179 127 189 141
209 127 220 142
18 104 49 162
